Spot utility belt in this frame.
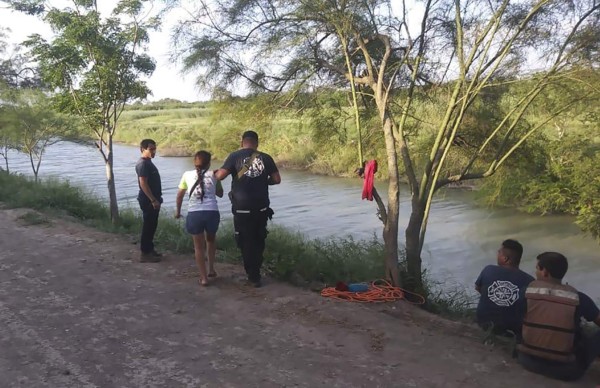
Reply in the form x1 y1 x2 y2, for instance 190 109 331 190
234 207 274 220
228 190 274 219
235 207 267 214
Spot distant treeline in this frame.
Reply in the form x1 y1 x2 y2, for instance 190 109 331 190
116 82 599 239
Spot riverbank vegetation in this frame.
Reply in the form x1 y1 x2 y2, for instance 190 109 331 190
0 172 473 317
115 81 600 244
2 0 599 293
17 1 158 224
171 0 600 292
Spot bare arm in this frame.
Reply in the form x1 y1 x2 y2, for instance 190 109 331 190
215 168 230 181
475 285 481 294
268 171 281 185
139 177 160 209
175 189 186 218
594 313 600 328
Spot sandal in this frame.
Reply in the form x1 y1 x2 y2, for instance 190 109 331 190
199 279 209 287
208 271 217 278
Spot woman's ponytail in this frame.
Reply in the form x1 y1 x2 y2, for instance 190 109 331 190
197 166 207 203
191 150 212 202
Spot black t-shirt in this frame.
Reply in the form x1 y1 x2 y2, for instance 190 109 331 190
475 265 535 327
574 292 600 323
220 148 278 211
136 157 162 203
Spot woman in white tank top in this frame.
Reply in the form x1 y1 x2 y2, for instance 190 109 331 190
175 151 223 286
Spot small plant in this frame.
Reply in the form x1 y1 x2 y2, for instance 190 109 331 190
17 211 51 226
423 279 477 320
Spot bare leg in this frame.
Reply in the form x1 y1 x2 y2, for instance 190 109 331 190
206 232 217 276
192 234 209 286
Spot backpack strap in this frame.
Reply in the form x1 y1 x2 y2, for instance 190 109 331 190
236 151 260 180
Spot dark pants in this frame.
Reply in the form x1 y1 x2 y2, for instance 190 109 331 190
233 210 268 282
139 199 160 254
518 331 600 381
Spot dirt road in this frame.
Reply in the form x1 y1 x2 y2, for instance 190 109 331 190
0 208 598 387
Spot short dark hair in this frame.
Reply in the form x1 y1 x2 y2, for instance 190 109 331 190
242 130 259 142
537 252 569 280
140 139 156 150
502 239 523 265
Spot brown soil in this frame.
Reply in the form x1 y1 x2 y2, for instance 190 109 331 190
0 207 598 387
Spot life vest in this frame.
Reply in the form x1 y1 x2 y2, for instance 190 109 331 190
517 280 579 363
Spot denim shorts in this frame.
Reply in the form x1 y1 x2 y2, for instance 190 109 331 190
186 211 220 235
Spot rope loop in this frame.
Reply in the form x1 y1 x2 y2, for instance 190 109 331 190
321 279 426 305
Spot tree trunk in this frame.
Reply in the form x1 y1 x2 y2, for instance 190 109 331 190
34 151 43 183
405 200 425 292
383 207 400 286
106 136 119 223
29 153 38 183
2 150 8 173
381 117 400 286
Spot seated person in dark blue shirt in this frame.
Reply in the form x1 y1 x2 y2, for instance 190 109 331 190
475 239 535 337
517 252 600 381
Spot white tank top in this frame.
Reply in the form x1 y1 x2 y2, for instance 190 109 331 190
178 170 219 212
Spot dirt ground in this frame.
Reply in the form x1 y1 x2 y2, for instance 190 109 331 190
1 207 599 388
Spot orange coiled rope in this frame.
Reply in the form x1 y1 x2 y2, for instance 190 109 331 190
320 279 426 305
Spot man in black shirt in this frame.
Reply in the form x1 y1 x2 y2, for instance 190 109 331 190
475 239 534 337
215 131 281 287
135 139 163 262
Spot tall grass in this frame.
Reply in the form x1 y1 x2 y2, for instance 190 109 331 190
0 172 474 318
0 172 386 284
0 172 110 220
115 100 386 177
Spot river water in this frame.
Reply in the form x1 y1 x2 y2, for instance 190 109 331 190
5 142 599 299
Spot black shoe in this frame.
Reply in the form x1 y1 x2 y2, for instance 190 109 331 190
151 250 163 257
245 279 262 288
140 252 161 263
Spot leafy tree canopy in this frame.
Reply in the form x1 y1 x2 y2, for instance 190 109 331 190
10 0 160 222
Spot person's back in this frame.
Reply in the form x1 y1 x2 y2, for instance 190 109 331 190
215 130 281 287
516 252 600 381
475 239 534 335
179 169 219 212
224 148 276 211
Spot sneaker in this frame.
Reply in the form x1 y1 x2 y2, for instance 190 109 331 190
140 252 161 263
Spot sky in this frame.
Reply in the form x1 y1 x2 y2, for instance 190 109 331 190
0 1 204 102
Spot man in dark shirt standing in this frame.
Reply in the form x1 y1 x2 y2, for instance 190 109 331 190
215 131 281 287
135 139 163 263
475 239 535 337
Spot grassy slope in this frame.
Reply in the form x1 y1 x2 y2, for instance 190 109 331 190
0 171 475 317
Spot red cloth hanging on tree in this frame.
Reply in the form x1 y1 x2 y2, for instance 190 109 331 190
362 160 377 201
